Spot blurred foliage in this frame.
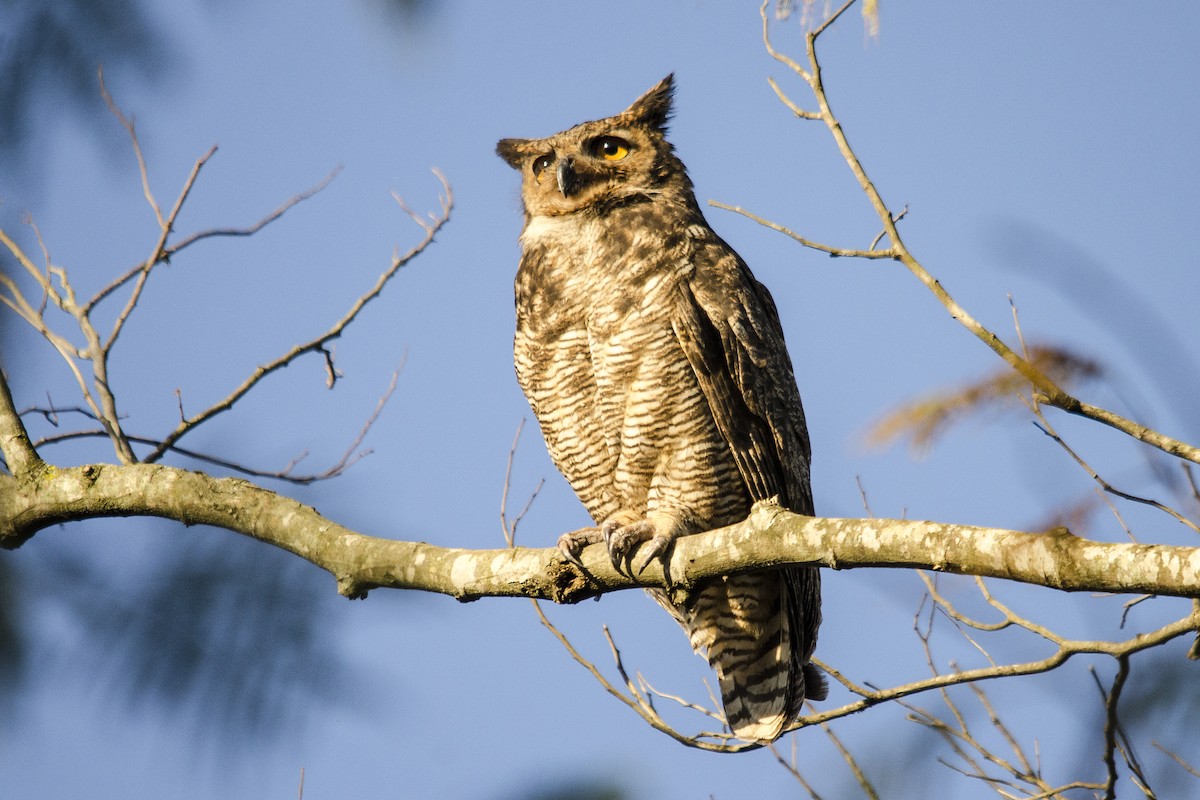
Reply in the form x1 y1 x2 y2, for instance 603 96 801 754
493 781 626 800
0 555 26 717
46 530 345 740
0 0 165 177
864 344 1100 454
0 0 429 184
775 0 880 37
993 220 1200 445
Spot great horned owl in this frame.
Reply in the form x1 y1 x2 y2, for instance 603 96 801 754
497 75 824 742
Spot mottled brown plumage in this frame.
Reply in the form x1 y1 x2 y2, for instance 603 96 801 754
497 75 824 742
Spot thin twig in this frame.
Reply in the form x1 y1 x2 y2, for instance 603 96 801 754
1152 740 1200 780
99 66 162 228
815 713 880 799
1183 464 1200 508
298 359 406 482
500 418 527 547
637 674 725 722
528 601 757 752
758 0 1200 466
85 167 341 315
143 170 453 464
768 742 827 799
709 200 895 259
1092 659 1127 798
104 144 218 354
28 429 361 484
1029 408 1199 535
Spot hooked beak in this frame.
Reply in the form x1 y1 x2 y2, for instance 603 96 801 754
556 156 577 197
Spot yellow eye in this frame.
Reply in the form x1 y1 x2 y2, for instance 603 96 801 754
595 136 630 161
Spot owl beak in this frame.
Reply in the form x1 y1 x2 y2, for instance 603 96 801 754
556 157 578 197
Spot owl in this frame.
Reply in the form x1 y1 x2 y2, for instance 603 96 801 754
497 75 824 742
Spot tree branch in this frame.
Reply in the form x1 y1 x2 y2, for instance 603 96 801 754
2 469 1198 603
0 370 44 479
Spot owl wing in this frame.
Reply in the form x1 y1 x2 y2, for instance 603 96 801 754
671 234 813 515
670 232 825 738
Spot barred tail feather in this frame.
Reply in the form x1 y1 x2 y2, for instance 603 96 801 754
653 566 822 742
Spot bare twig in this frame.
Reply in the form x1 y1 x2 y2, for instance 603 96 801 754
27 428 353 484
500 419 527 547
528 601 757 753
768 741 827 799
869 205 908 251
85 167 341 315
172 168 342 257
295 360 406 483
143 169 453 464
1184 465 1200 508
21 362 401 484
1029 405 1200 535
815 715 880 799
637 674 725 723
99 66 162 228
902 684 1104 799
18 401 104 427
801 603 1198 731
1152 740 1200 780
1119 595 1154 629
709 200 894 260
0 229 114 446
750 0 1200 466
105 143 218 354
1098 668 1126 797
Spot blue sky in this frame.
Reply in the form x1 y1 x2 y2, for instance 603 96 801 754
3 2 1200 798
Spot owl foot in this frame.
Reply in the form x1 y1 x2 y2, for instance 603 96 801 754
602 519 671 576
557 527 603 565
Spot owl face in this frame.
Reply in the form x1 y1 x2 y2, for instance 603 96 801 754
497 75 688 218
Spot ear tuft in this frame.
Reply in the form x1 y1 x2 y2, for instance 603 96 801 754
496 138 530 169
624 74 675 132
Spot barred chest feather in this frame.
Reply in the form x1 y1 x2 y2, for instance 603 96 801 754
513 208 749 530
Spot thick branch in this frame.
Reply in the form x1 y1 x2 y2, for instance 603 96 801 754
2 467 1197 602
0 370 44 478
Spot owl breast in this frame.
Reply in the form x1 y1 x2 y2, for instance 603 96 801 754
514 209 750 533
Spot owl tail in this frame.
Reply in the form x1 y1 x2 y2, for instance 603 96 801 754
657 567 824 742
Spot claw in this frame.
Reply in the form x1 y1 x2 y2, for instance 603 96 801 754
600 520 623 570
558 539 583 565
634 534 671 575
599 519 668 576
556 527 602 565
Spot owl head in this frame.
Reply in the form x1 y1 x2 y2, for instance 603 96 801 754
496 74 692 218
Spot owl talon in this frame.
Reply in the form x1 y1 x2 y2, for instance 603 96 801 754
601 519 661 575
600 520 626 571
557 527 603 564
634 534 672 575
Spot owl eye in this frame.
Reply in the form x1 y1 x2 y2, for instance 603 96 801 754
532 153 555 176
594 136 630 161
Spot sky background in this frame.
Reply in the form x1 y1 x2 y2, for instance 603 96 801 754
2 2 1200 798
